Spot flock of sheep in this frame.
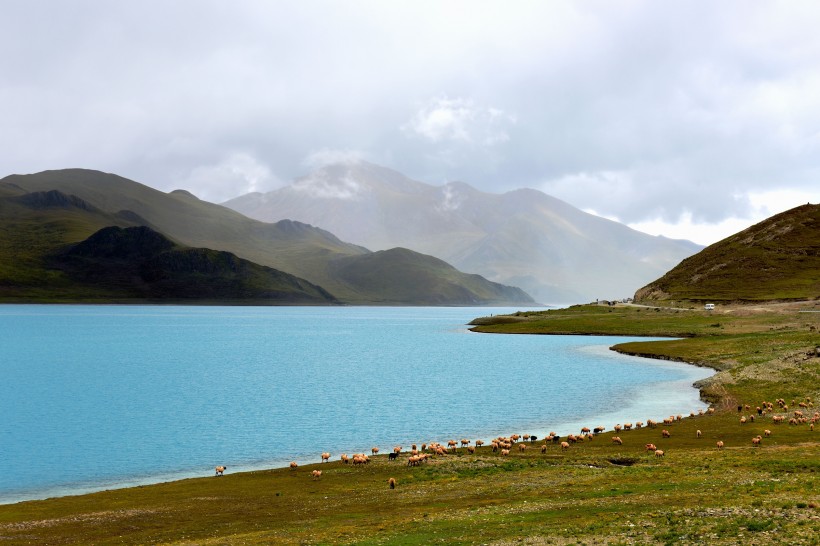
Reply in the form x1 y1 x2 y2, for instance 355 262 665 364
214 396 817 486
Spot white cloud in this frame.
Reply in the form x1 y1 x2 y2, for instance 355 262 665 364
179 153 279 203
292 170 364 201
402 96 514 146
302 148 366 169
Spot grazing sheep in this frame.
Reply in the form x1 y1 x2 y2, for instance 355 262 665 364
340 454 350 464
540 444 548 454
764 429 772 437
645 443 657 452
501 449 510 456
593 426 605 434
752 435 762 446
560 441 570 451
740 416 747 424
612 436 623 445
635 422 644 429
215 465 226 476
321 452 331 463
467 446 476 454
388 477 396 489
614 424 622 433
518 443 527 452
716 441 724 450
662 430 671 438
407 456 421 466
696 430 702 438
654 449 665 458
290 461 298 469
311 470 322 479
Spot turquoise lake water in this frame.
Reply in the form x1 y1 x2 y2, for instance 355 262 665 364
0 305 713 504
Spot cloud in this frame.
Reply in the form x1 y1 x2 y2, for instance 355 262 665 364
178 153 280 203
302 149 366 169
292 170 364 201
402 96 514 146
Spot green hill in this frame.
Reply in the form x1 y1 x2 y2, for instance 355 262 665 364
0 169 534 305
635 204 820 302
46 225 337 303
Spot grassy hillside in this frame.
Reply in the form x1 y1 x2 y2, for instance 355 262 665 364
1 302 818 544
330 247 533 305
635 204 820 302
49 225 338 303
0 169 534 305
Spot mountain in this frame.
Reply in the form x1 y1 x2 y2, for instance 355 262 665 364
0 169 533 305
635 204 820 302
50 225 338 303
224 161 701 303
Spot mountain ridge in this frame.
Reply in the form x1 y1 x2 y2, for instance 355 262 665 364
224 161 702 302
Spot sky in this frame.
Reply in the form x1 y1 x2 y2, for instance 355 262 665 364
2 1 819 245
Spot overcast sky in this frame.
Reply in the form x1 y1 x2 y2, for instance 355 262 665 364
2 1 819 244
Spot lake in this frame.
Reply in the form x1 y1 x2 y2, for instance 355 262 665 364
0 305 713 504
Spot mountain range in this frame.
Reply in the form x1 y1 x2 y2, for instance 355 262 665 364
0 169 532 305
224 162 702 302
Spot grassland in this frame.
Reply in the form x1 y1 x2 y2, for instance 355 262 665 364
1 302 819 545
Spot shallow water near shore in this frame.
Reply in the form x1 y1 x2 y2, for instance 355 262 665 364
0 305 712 504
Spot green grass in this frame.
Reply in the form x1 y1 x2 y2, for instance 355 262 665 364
1 302 819 544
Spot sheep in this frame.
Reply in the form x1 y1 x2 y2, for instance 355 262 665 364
614 424 622 433
388 477 396 489
321 452 331 463
654 449 665 457
611 436 623 445
716 441 724 450
447 440 458 451
215 465 227 476
290 461 298 469
475 440 485 447
560 441 570 451
467 446 476 454
540 444 548 454
371 447 380 455
518 443 527 452
393 446 402 454
340 454 350 464
645 443 657 452
740 416 747 424
752 436 762 446
635 421 644 429
593 426 605 434
581 427 591 435
696 430 702 438
407 456 421 466
311 470 322 479
623 423 633 431
764 429 772 437
388 452 399 461
662 430 671 438
501 449 510 456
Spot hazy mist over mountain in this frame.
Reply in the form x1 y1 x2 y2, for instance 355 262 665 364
225 162 701 303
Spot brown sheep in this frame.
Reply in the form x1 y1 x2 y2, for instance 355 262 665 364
540 444 548 453
662 430 671 438
623 423 633 431
518 443 527 452
467 446 476 454
388 477 396 489
461 439 471 447
696 429 702 438
752 435 762 446
311 469 322 479
290 461 298 469
475 440 485 447
215 465 226 476
654 449 665 457
645 443 657 452
340 454 349 464
716 441 724 450
371 447 380 455
393 446 402 454
501 448 510 456
321 452 331 463
764 429 772 437
560 441 570 451
612 436 623 445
